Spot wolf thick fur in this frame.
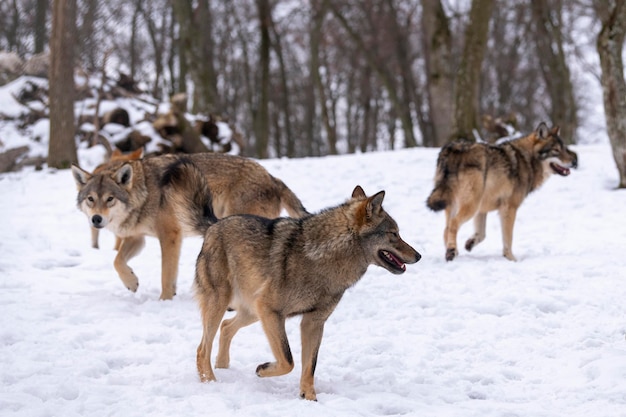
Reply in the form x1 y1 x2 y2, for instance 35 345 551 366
72 153 308 300
426 122 577 261
194 186 420 401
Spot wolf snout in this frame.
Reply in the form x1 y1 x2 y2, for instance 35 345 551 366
91 214 105 228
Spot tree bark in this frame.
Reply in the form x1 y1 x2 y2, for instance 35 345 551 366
48 0 77 169
328 2 417 148
311 3 337 155
173 0 218 114
451 0 495 142
268 10 294 157
34 0 48 54
421 0 454 147
531 0 578 144
597 0 626 188
254 0 271 158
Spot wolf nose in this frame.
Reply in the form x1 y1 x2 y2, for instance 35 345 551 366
92 215 103 228
415 251 422 263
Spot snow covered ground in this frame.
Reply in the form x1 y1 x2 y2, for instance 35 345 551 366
1 142 626 417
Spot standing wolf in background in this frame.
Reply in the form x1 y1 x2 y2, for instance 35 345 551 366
72 153 309 300
194 186 421 401
91 148 143 250
426 122 577 261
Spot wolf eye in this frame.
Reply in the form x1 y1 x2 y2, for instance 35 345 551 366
87 196 94 202
106 196 114 203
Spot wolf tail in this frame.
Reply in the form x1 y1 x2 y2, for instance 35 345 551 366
425 144 456 212
161 157 218 234
274 177 310 218
426 183 451 211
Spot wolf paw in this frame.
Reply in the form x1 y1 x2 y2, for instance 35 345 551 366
465 238 476 252
445 248 457 261
125 279 139 292
300 390 318 401
256 362 271 377
503 252 517 262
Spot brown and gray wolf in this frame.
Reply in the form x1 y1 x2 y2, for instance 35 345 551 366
426 122 577 262
194 186 421 401
90 148 144 250
71 153 309 300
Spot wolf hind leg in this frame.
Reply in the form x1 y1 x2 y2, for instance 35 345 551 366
465 212 487 252
444 203 478 261
499 205 518 261
255 302 294 378
157 225 182 300
216 308 258 369
196 293 230 382
113 235 145 292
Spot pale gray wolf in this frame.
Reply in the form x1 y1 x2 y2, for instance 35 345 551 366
194 186 421 401
90 148 144 250
426 122 578 261
71 153 309 300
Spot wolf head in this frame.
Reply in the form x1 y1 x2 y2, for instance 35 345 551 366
350 186 421 274
533 123 578 177
71 163 135 231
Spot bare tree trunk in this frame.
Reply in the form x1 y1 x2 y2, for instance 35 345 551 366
268 11 294 157
129 0 142 82
34 0 48 54
48 0 77 169
421 0 454 147
328 1 417 148
140 2 167 100
596 0 626 188
531 0 578 144
305 5 320 157
6 0 20 52
77 0 98 72
254 0 271 158
451 0 495 142
173 0 218 114
310 3 337 155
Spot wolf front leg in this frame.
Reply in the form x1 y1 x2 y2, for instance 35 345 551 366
113 235 145 292
299 312 330 401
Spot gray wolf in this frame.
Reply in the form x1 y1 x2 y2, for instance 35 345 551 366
194 186 421 401
426 122 577 261
72 153 309 300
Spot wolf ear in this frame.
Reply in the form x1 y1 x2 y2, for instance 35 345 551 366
114 164 133 186
128 147 144 159
365 190 385 218
550 125 560 136
352 185 366 199
536 122 549 139
71 164 92 189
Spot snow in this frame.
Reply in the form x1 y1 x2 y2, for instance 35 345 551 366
1 137 626 416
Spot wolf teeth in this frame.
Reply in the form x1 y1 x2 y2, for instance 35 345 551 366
382 250 404 268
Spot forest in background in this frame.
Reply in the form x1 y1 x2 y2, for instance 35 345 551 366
1 0 626 187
